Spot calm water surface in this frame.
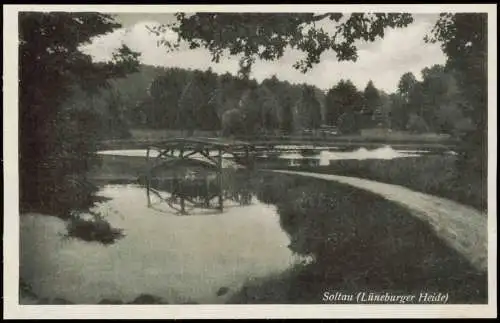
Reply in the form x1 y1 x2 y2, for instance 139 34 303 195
20 182 302 304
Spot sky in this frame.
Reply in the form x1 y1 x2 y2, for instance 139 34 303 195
82 13 447 93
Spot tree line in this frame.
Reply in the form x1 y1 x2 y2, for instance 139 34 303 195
91 62 472 138
324 65 473 136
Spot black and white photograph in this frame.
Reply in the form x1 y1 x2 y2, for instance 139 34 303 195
3 4 497 319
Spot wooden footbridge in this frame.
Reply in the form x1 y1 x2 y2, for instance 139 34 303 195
145 137 255 169
143 137 255 214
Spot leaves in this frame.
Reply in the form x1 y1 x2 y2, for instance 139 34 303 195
150 12 413 75
426 13 487 121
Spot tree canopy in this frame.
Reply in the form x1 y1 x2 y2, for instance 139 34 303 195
325 79 364 128
150 13 413 73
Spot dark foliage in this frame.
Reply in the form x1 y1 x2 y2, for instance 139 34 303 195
19 12 140 218
153 13 413 73
426 13 488 192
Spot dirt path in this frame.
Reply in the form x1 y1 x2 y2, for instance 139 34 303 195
269 170 488 273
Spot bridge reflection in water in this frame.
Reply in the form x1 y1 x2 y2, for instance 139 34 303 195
142 137 255 215
145 171 253 215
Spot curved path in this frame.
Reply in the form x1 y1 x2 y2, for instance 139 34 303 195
269 170 488 273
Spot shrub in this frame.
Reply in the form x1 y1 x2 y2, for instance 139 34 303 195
66 211 124 245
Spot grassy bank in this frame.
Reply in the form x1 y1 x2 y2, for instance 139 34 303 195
128 128 455 144
97 128 457 152
269 155 486 212
229 173 487 304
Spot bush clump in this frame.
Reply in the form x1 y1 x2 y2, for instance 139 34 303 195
66 211 124 245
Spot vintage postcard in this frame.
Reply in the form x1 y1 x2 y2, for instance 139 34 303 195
3 4 497 319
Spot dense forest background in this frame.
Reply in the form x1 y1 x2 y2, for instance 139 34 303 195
78 63 474 140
